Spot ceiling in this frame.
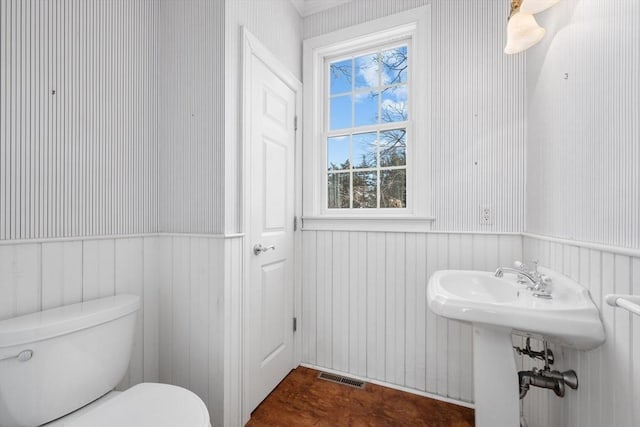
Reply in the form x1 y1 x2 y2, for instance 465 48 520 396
290 0 353 17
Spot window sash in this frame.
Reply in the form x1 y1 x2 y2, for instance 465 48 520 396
323 41 411 211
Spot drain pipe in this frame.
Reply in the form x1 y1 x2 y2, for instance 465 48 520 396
518 367 578 398
515 339 579 399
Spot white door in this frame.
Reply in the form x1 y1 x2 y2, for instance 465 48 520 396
246 53 297 413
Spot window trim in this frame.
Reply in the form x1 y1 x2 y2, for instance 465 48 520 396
303 6 433 229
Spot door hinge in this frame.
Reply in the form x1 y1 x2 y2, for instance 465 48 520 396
293 317 297 332
293 216 298 231
294 115 298 131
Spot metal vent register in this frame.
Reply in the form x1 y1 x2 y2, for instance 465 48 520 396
317 372 366 389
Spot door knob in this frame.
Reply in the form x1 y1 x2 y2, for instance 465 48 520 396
253 243 276 255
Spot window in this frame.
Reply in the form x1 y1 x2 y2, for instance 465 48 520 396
303 7 432 231
327 43 409 210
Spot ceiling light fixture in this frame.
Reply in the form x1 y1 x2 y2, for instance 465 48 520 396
504 0 554 55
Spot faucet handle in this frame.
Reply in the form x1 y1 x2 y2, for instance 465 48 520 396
513 260 525 270
531 260 539 273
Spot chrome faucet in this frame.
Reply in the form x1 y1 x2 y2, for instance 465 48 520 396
495 260 552 298
495 267 538 287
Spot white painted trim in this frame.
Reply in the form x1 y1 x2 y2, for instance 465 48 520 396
426 231 523 236
0 233 244 246
300 363 475 409
301 224 521 236
290 0 352 17
523 233 640 258
157 232 245 239
302 6 432 220
302 216 434 232
241 26 303 426
0 234 154 245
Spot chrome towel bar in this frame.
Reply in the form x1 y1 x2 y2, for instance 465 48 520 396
606 294 640 316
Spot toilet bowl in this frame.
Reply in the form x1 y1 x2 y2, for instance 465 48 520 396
44 383 210 427
0 294 210 427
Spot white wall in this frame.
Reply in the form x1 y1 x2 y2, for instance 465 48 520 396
224 0 302 233
301 231 522 403
299 0 526 408
304 0 525 232
0 236 160 390
156 235 244 427
158 0 226 234
523 1 640 426
0 0 159 240
526 0 640 248
521 236 640 427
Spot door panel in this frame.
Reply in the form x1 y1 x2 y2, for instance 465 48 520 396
247 54 297 413
263 138 287 230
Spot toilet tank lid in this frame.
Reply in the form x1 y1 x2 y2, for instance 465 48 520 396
0 294 141 348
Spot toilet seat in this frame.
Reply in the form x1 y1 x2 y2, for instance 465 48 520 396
60 383 210 427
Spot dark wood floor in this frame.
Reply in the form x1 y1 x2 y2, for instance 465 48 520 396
246 367 474 426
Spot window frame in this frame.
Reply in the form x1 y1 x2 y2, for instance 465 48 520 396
325 39 411 212
302 6 433 231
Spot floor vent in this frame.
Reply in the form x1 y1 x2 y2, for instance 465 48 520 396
317 371 366 389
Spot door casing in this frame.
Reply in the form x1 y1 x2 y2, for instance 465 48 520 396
241 27 303 425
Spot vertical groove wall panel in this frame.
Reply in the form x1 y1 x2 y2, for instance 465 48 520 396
526 0 640 248
0 236 159 394
0 0 159 241
301 230 523 403
158 0 225 235
522 236 640 427
303 0 525 233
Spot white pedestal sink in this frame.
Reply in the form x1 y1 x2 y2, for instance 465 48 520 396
427 268 605 427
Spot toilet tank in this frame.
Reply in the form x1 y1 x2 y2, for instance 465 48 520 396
0 294 140 427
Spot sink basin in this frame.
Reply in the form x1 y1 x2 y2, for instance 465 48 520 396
427 267 605 427
427 268 605 350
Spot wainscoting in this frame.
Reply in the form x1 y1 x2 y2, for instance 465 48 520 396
300 230 522 403
0 236 159 389
156 234 243 427
0 234 244 427
521 235 640 427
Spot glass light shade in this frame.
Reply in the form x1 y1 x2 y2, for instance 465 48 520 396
520 0 561 14
504 12 546 55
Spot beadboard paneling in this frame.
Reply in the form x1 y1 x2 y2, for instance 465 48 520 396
302 0 525 233
522 236 640 427
0 0 159 240
0 237 159 390
157 234 243 427
158 0 225 234
525 0 640 248
224 0 302 233
301 230 523 403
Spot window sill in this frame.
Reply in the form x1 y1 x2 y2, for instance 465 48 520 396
301 215 435 232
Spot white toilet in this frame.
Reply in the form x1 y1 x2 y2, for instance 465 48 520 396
0 294 210 427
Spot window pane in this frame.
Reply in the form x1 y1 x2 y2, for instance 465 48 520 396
354 53 378 89
328 172 350 208
381 46 408 85
353 172 377 208
352 132 377 169
327 136 350 171
380 129 406 167
381 85 407 123
354 91 378 127
330 95 352 130
330 59 352 95
380 169 406 208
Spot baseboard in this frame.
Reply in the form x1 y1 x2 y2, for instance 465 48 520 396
299 363 475 410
